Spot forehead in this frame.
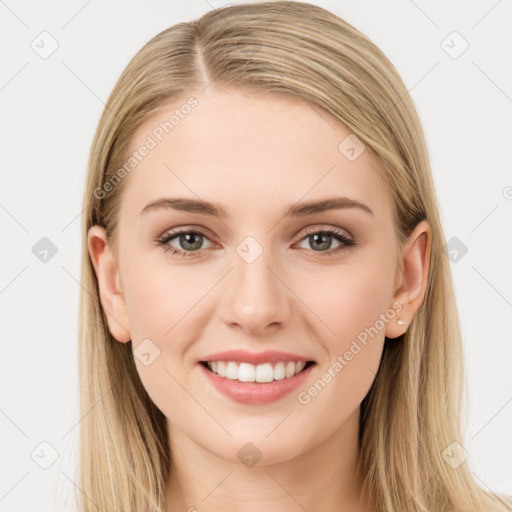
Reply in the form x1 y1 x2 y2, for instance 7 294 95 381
120 87 392 221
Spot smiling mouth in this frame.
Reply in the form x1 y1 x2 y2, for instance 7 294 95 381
199 360 316 383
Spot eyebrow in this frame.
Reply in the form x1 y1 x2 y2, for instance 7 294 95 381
140 196 374 218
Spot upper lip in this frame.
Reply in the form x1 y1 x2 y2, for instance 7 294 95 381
199 349 316 365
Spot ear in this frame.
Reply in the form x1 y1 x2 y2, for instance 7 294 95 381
87 225 131 343
385 220 431 339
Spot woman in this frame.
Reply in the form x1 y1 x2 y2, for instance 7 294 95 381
79 2 512 511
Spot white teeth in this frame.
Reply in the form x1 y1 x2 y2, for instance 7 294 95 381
274 362 285 380
255 363 274 383
238 362 256 382
225 361 239 380
295 361 306 373
285 361 296 378
217 361 226 377
205 360 311 382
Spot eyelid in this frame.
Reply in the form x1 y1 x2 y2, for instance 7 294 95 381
300 224 352 241
157 224 216 242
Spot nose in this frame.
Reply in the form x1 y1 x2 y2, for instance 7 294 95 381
218 245 293 336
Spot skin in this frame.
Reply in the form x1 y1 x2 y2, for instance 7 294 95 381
88 86 431 512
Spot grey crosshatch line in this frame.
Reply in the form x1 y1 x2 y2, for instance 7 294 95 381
471 469 512 508
60 207 85 233
0 408 29 439
470 204 500 233
407 0 439 29
265 409 295 438
400 475 438 511
0 0 29 29
1 0 95 32
381 60 439 122
0 61 29 91
471 0 505 30
0 472 30 504
61 0 94 30
264 470 309 511
407 0 504 34
200 470 233 502
0 265 28 295
472 60 512 104
61 61 107 108
471 266 512 309
60 471 101 512
471 397 512 441
0 203 29 233
60 387 113 440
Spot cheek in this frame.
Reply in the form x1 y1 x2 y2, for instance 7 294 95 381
292 260 394 393
123 255 202 338
293 270 391 420
121 260 202 414
295 260 394 343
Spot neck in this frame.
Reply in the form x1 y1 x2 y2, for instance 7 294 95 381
165 407 373 512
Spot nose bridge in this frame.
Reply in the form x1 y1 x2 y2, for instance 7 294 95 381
219 233 291 333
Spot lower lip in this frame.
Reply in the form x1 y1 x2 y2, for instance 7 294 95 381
198 362 315 405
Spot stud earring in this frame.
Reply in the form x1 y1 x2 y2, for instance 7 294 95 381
397 319 405 325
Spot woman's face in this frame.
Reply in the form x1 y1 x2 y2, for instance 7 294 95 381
90 86 427 464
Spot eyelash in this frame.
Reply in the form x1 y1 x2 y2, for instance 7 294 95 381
156 226 356 258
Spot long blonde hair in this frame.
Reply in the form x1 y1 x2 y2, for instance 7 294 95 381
77 2 512 511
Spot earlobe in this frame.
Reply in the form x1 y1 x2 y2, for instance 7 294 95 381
87 225 131 343
385 220 431 339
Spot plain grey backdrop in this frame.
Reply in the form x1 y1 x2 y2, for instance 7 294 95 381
1 0 511 510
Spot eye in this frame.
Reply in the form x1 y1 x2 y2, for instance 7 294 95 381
157 229 214 257
156 225 355 258
295 226 355 255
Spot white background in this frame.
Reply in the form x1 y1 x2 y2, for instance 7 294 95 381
0 0 511 510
